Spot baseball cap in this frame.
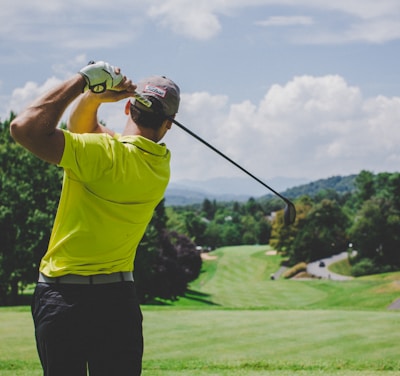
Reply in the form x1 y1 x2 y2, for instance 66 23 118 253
134 76 180 116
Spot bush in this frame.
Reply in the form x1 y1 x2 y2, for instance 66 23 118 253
282 262 307 279
352 258 393 277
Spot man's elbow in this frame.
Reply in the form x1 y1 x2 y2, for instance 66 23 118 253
9 116 36 148
9 117 24 143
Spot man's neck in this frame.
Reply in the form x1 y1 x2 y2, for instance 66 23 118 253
122 122 160 142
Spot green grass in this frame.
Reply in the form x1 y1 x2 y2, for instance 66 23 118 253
141 309 400 372
181 245 400 311
329 257 353 276
1 245 400 375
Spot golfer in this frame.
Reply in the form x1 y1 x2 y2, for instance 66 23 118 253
10 61 180 375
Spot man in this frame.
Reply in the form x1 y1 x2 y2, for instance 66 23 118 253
10 61 180 376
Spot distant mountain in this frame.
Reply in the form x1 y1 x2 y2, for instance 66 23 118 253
165 176 309 206
164 175 358 206
283 174 357 199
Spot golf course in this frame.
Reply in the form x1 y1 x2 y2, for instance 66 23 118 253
1 245 399 375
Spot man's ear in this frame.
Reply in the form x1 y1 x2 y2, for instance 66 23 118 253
166 114 175 129
164 119 173 130
124 100 131 115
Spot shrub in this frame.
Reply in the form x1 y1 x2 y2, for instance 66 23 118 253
282 262 308 279
352 258 393 277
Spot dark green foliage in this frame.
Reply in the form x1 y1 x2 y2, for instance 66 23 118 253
0 114 63 305
168 171 400 277
290 199 349 263
134 200 202 303
202 198 217 220
167 197 273 249
349 197 400 271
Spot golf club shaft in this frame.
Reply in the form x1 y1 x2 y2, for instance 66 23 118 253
168 117 293 206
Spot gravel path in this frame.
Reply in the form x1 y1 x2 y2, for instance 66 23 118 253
307 252 353 281
270 251 400 310
388 298 400 310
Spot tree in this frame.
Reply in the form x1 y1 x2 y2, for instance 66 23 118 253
134 200 202 303
270 196 313 257
184 211 207 245
354 170 375 205
257 216 272 244
350 197 400 271
0 114 62 305
291 199 349 263
202 198 217 220
203 221 224 249
245 197 263 216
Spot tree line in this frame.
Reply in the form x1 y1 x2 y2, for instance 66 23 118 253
1 112 399 305
167 170 400 276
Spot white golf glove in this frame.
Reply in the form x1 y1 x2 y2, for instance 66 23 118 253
79 61 123 93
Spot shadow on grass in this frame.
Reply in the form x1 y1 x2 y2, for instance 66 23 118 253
143 289 219 306
184 289 220 306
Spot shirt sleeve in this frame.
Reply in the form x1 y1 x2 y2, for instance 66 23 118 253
59 129 115 182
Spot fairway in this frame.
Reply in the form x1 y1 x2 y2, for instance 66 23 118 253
142 308 400 375
1 245 399 375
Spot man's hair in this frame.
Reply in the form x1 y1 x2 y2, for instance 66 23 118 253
129 98 167 130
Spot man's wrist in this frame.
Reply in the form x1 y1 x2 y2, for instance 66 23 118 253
74 73 88 93
79 61 123 93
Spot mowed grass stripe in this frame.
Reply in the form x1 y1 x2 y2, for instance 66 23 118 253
1 309 399 374
1 245 400 375
142 309 400 369
196 245 326 308
191 245 400 310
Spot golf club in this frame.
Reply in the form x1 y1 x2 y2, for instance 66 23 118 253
169 118 296 226
133 92 296 225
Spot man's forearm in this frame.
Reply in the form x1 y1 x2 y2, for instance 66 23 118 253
10 74 86 163
10 61 136 162
68 92 113 135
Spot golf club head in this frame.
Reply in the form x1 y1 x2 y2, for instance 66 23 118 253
284 201 296 226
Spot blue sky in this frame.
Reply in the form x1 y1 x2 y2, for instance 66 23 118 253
1 0 400 187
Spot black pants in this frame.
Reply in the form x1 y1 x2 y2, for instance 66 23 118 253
31 281 143 376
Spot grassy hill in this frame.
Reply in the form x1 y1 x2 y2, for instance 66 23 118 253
1 245 400 376
176 245 400 311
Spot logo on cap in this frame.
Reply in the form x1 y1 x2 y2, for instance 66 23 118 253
144 84 167 98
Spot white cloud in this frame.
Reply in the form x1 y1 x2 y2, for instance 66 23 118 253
1 0 400 46
0 0 143 49
147 0 222 40
5 72 400 181
165 75 400 181
345 19 400 43
145 0 400 43
8 78 63 115
256 16 314 27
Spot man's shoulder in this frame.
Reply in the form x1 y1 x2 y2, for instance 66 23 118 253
60 130 116 169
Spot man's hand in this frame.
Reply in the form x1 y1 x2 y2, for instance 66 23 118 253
69 64 137 135
79 61 124 93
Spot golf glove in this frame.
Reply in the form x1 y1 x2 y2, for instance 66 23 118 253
79 61 123 93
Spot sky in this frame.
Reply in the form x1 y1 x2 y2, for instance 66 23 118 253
1 0 400 188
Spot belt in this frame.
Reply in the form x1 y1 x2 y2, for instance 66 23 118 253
38 272 134 285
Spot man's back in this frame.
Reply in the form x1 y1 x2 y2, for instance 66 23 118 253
41 132 171 277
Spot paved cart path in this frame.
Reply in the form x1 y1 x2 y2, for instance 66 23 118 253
307 252 353 281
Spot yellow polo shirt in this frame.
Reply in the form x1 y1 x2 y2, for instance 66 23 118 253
39 130 170 277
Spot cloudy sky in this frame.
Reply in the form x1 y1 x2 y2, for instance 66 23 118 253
1 0 400 188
